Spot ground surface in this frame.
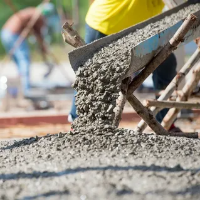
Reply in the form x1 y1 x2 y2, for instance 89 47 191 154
1 114 199 139
0 129 200 200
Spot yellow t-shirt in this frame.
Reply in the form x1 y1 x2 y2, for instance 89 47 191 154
86 0 165 35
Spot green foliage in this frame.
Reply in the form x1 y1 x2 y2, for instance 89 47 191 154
0 0 50 55
0 0 89 56
79 0 89 37
0 0 45 29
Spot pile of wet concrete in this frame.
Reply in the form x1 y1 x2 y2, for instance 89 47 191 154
1 130 200 199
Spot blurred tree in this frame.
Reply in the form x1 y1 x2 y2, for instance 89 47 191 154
0 0 89 56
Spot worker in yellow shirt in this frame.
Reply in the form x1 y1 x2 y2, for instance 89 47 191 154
69 0 180 131
86 0 164 36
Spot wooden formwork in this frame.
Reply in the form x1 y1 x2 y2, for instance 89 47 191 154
127 14 200 138
63 13 200 139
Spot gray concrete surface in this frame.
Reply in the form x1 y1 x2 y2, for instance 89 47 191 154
0 130 200 200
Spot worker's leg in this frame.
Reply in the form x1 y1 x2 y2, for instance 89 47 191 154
152 53 177 123
13 41 30 96
0 29 30 96
0 29 16 58
85 23 106 44
69 23 107 121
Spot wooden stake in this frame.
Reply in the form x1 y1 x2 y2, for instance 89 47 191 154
62 22 85 48
136 47 200 133
157 90 183 98
127 14 197 96
130 14 197 133
127 94 169 135
145 99 200 109
113 77 131 127
127 94 200 138
167 132 200 139
162 61 200 130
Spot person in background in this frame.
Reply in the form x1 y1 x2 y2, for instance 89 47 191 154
69 0 197 131
1 3 55 96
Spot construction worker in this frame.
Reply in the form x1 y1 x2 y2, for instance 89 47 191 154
68 0 196 131
0 3 55 96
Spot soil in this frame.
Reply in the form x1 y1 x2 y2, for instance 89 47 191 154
1 130 200 200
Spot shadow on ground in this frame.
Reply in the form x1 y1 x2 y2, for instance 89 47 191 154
148 185 200 196
1 137 40 150
17 190 69 200
0 164 199 181
16 182 200 200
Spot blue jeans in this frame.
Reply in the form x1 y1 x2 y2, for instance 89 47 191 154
154 53 177 123
70 24 177 123
1 29 30 96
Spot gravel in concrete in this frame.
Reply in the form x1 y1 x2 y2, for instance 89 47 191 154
0 130 200 200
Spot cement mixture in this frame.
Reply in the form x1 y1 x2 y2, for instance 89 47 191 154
1 3 200 200
1 130 200 200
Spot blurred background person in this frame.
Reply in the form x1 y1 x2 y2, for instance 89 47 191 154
0 2 55 97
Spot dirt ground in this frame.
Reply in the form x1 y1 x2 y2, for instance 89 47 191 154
0 119 192 139
0 121 139 139
0 127 200 200
0 114 199 139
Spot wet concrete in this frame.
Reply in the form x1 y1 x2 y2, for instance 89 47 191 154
1 130 200 199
